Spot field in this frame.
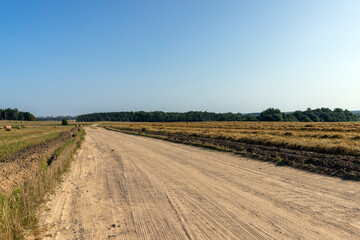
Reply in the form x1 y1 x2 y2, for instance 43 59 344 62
2 121 360 238
0 121 74 159
0 121 81 194
0 120 85 239
103 121 360 180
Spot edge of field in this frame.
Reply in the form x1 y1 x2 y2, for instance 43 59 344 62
0 127 86 240
103 126 360 181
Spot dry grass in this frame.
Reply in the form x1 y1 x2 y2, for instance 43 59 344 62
0 121 72 159
104 121 360 156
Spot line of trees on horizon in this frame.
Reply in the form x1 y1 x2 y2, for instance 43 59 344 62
76 108 359 122
0 108 37 121
37 116 77 121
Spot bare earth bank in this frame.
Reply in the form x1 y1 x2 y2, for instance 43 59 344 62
40 127 360 240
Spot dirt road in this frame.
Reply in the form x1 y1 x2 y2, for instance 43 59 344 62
41 127 360 239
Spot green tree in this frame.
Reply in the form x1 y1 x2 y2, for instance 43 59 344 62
259 108 283 121
62 119 68 125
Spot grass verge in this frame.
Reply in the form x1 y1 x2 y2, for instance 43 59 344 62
0 128 85 240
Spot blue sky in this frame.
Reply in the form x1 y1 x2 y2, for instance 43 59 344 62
1 0 359 116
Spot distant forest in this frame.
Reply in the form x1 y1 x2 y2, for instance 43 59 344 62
76 108 359 122
38 116 77 121
0 108 37 121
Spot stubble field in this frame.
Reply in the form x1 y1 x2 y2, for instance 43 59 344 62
0 121 73 159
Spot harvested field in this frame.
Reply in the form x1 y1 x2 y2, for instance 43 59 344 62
0 121 73 159
0 121 80 194
104 121 360 180
0 126 79 194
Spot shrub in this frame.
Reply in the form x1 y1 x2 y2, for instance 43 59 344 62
62 119 68 126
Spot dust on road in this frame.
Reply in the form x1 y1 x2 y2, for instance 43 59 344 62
41 127 360 239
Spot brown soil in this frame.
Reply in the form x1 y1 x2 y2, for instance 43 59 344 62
41 127 360 239
0 128 78 194
107 128 360 181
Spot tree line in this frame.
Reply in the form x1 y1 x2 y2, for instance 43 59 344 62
0 108 37 121
37 115 77 121
76 111 244 122
76 108 359 122
258 108 359 122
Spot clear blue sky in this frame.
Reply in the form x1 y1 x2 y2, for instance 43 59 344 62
1 0 359 116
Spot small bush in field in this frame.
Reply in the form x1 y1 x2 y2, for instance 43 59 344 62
62 119 68 125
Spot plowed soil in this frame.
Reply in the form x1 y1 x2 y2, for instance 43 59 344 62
41 127 360 239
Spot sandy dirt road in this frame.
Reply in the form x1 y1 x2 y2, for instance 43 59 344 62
41 127 360 240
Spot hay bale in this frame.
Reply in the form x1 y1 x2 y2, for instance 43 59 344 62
6 126 12 131
17 126 21 129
